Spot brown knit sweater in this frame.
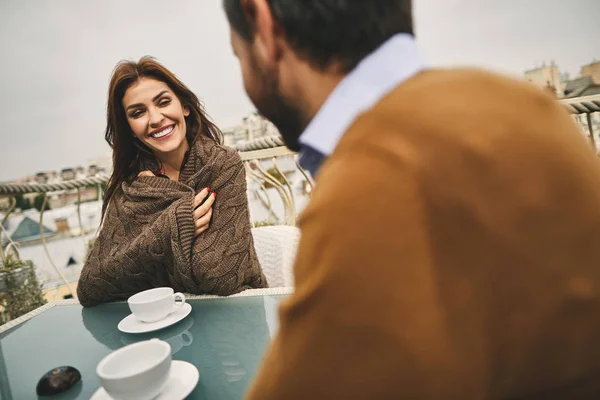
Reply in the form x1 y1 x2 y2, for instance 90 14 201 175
246 69 600 399
77 135 267 307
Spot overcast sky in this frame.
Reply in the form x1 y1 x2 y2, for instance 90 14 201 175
1 0 599 182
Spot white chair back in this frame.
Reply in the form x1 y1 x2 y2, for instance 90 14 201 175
252 226 300 288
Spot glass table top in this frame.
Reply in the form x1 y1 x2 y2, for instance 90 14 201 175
0 293 286 400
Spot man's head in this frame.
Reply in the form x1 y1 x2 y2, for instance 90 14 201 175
224 0 413 151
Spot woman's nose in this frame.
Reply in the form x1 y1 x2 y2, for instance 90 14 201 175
148 107 165 127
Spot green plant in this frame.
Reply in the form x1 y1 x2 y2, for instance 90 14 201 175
0 255 47 322
14 194 32 211
33 193 51 212
262 168 287 189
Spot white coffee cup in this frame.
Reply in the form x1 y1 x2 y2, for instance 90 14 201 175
128 287 186 323
97 339 171 400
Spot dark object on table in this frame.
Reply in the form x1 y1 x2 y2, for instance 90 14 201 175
36 366 81 396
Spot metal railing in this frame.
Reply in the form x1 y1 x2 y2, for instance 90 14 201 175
561 94 600 149
238 136 314 226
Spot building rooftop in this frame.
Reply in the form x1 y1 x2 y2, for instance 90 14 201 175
564 76 600 98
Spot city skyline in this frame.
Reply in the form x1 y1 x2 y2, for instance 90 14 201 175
1 0 599 182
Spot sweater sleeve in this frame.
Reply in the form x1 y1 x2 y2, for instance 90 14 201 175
77 185 196 307
245 147 456 399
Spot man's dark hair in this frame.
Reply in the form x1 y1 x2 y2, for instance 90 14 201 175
224 0 413 72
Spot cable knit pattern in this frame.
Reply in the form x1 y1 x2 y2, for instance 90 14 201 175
77 135 267 307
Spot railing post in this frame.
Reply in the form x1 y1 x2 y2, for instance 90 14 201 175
39 194 76 299
587 113 596 150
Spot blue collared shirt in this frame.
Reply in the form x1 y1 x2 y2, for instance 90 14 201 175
298 33 425 176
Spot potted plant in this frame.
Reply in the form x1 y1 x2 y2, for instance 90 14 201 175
0 251 47 323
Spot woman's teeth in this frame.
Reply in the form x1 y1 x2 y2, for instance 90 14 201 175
150 125 174 138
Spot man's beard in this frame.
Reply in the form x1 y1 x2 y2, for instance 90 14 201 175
249 62 306 152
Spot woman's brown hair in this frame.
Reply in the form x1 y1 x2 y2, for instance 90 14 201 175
102 56 222 220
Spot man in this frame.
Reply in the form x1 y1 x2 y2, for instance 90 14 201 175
224 1 600 398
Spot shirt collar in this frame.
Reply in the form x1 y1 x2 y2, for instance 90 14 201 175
299 33 424 157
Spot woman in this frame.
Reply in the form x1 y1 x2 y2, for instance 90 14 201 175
77 56 267 307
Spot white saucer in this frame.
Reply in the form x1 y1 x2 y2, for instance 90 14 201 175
91 360 199 400
118 303 192 334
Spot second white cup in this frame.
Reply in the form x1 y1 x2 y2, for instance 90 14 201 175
97 339 171 400
128 287 186 323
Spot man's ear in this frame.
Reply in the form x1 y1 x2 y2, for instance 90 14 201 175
241 0 283 68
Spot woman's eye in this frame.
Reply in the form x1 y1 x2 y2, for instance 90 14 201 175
130 110 144 118
159 99 171 107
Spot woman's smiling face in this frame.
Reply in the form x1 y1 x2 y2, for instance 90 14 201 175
122 77 190 157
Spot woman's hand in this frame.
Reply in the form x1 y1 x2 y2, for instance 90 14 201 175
193 187 216 235
137 170 156 178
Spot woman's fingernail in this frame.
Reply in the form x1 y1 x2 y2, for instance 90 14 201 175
206 187 211 192
213 192 217 198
